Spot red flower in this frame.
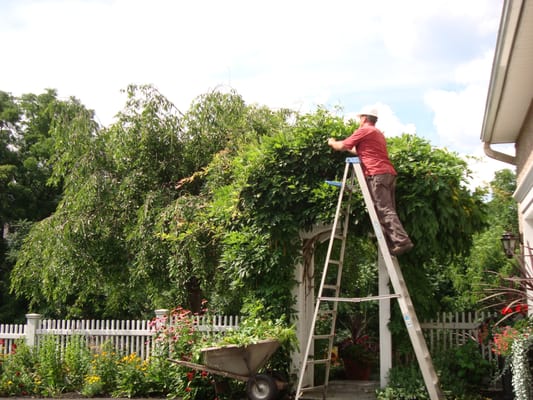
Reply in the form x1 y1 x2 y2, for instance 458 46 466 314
501 306 513 315
186 371 195 381
514 304 528 314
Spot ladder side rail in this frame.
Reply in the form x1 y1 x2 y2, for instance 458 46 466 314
321 164 355 393
350 161 444 400
294 161 351 399
388 257 443 400
334 170 355 296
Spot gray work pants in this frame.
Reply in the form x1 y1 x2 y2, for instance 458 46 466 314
366 174 411 248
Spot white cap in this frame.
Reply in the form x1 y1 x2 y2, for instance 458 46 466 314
356 106 378 118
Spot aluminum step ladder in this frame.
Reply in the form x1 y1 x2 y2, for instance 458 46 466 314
295 157 444 400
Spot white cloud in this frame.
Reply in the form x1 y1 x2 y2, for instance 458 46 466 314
423 50 494 149
463 144 516 191
345 103 416 137
0 0 502 162
422 50 505 189
375 103 417 137
0 0 508 193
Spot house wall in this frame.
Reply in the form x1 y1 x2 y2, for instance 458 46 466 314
514 103 533 316
516 102 533 181
515 104 533 239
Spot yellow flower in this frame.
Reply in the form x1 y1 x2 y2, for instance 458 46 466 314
85 375 101 384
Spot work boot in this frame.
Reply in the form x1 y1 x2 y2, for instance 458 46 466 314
390 240 414 256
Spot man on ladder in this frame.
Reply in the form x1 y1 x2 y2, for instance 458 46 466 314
293 104 444 400
327 106 413 256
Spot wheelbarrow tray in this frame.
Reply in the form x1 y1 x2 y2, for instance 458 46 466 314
170 339 280 381
201 339 280 376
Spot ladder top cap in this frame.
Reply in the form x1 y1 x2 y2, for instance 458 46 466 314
346 157 361 164
325 180 342 187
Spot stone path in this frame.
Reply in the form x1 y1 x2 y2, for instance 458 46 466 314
0 380 380 400
299 380 379 399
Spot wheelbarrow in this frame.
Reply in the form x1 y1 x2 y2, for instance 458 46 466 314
169 339 287 400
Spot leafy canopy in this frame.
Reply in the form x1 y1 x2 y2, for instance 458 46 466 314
9 86 487 320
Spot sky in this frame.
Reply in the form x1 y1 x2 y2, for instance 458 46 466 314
0 0 515 190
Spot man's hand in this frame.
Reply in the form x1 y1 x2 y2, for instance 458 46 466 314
328 138 346 152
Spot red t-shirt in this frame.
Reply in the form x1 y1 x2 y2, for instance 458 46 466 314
341 125 396 176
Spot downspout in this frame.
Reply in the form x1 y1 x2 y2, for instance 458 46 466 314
483 141 516 165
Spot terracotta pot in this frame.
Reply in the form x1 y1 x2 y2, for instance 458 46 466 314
342 357 372 380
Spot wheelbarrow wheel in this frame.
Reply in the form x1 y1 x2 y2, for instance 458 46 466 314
246 373 279 400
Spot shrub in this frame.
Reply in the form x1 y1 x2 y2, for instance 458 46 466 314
143 349 176 396
0 340 36 396
63 335 91 391
377 341 494 400
113 353 148 398
34 335 64 396
81 342 118 397
376 362 429 400
434 340 493 397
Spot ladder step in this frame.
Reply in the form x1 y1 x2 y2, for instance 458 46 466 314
325 180 341 187
306 358 330 366
325 180 356 192
317 311 336 320
322 284 338 291
319 294 400 303
313 334 334 340
298 384 326 393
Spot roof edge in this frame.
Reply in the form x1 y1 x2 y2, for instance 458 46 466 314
480 0 524 144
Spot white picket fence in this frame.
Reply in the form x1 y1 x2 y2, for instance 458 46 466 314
419 311 498 362
0 309 240 359
1 310 497 361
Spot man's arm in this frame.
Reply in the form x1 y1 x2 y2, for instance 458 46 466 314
328 138 357 154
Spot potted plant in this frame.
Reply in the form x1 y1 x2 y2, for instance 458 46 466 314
336 312 378 380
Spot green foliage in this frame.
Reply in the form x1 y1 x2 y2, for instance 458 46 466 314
434 340 494 397
447 168 518 310
63 335 91 391
214 301 297 350
377 341 494 400
1 89 72 322
1 89 63 223
8 87 488 327
152 306 204 360
113 353 149 398
34 335 64 396
388 134 487 262
0 340 36 396
148 303 295 399
377 363 429 400
81 342 119 397
143 350 176 396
